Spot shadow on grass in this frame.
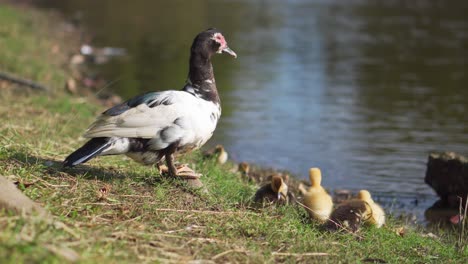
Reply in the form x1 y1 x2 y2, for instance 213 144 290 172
6 150 163 183
6 149 206 196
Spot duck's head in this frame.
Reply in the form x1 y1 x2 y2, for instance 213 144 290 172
358 190 374 203
192 28 237 58
271 175 288 200
309 168 322 187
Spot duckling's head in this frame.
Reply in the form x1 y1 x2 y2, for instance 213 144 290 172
271 175 288 200
215 144 224 153
238 162 250 174
358 190 374 203
309 168 322 187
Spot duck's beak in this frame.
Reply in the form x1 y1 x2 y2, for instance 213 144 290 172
222 47 237 58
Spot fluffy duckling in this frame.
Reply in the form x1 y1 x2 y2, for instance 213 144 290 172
302 168 333 222
253 174 289 205
237 162 267 183
326 200 373 232
358 190 385 228
238 162 250 180
203 144 228 164
214 145 228 164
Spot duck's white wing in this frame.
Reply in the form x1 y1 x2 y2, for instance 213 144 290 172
84 91 196 139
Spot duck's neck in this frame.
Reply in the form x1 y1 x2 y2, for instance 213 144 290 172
183 52 220 104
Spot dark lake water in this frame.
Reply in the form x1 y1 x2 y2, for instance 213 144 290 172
36 0 468 220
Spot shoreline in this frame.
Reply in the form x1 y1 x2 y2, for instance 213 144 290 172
0 3 466 262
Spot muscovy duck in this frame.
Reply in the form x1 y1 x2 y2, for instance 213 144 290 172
63 28 237 179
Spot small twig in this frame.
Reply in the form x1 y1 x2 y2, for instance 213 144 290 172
44 244 80 262
116 194 153 198
150 232 219 243
82 202 122 206
272 252 330 257
93 77 121 97
153 208 257 215
53 221 81 239
458 195 468 251
0 71 49 92
121 215 142 224
212 249 248 260
31 175 70 188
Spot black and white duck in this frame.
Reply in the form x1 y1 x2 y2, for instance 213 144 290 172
63 28 237 180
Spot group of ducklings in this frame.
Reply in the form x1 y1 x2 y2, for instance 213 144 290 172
253 166 385 232
204 145 385 232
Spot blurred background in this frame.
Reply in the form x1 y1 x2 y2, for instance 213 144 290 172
35 0 468 219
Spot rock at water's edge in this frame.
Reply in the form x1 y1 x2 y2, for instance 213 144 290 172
425 152 468 207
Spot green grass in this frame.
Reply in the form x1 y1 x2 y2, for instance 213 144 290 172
0 3 467 263
0 4 75 91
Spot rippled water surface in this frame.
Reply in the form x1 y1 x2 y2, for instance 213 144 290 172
37 0 468 219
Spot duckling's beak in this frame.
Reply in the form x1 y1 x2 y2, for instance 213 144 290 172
222 47 237 58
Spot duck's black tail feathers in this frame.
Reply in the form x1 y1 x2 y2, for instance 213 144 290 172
63 137 111 167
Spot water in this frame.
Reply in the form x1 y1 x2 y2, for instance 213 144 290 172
36 0 468 219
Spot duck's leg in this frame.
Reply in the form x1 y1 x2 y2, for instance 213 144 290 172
165 153 178 177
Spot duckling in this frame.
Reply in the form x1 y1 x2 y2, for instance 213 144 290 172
237 162 265 183
214 145 228 164
302 168 333 222
326 199 373 232
253 174 289 205
238 162 250 179
357 190 385 228
265 173 297 204
203 144 228 164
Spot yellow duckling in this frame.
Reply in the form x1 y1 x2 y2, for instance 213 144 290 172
357 190 385 228
302 168 333 222
253 174 289 205
326 200 372 232
214 145 228 164
203 144 228 164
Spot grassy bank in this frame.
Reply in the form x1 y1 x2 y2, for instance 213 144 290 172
0 4 467 263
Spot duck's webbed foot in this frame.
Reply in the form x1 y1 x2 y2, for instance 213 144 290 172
173 163 202 179
160 154 201 180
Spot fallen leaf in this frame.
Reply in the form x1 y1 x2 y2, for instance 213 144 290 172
96 185 111 200
394 227 406 237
